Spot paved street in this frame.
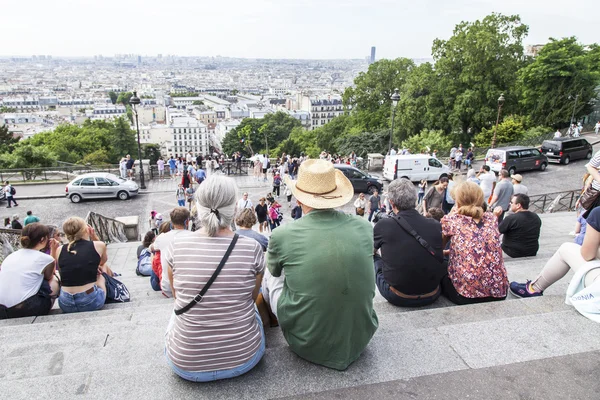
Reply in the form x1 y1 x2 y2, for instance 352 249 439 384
4 134 600 231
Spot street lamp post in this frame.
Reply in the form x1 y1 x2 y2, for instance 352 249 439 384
491 93 505 149
388 88 400 155
129 91 146 189
569 93 580 128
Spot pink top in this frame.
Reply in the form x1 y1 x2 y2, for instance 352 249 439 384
441 212 508 299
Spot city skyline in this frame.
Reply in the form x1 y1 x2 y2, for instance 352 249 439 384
1 0 596 60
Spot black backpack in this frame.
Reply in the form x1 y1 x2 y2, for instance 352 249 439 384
9 186 16 195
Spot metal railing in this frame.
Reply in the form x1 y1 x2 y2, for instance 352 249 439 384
85 211 128 244
0 164 121 183
0 228 22 265
528 189 581 214
148 160 252 179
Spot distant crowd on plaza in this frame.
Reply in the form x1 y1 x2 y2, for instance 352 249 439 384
1 143 600 383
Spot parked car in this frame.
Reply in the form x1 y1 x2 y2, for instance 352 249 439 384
334 164 383 194
485 146 548 175
540 137 593 165
65 173 139 203
383 155 450 182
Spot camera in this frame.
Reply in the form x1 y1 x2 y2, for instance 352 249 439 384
372 206 393 224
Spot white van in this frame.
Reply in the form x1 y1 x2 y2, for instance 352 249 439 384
383 155 450 182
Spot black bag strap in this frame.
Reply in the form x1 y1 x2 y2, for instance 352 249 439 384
174 233 239 316
392 216 443 263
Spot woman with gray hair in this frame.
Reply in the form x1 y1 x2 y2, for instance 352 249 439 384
164 175 266 382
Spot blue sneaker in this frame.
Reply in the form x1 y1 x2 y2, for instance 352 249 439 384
510 281 543 298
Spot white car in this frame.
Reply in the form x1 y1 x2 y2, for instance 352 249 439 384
65 173 139 203
383 155 450 182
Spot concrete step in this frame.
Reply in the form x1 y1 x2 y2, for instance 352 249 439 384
1 306 599 398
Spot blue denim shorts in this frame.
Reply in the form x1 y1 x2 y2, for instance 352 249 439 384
165 310 265 382
58 285 106 313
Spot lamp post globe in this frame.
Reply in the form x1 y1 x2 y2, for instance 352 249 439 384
129 91 146 189
388 88 400 155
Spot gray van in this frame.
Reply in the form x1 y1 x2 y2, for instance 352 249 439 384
485 146 548 175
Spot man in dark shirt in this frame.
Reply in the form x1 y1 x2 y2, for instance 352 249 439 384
125 155 135 180
373 178 446 307
367 190 381 222
495 194 542 258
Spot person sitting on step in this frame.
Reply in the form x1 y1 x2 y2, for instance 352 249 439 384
441 181 508 305
510 205 600 304
0 223 61 319
164 175 265 382
373 178 446 307
56 217 112 313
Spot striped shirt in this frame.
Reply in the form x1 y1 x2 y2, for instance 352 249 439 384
588 152 600 190
165 233 265 372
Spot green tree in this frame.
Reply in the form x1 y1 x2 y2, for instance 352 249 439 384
273 127 320 158
343 58 415 134
142 143 161 164
517 37 600 128
0 143 57 169
0 106 17 113
0 124 19 153
192 100 204 105
108 91 118 104
473 115 528 147
116 92 133 106
81 149 110 165
432 13 529 136
334 131 389 158
108 117 138 161
314 114 353 154
401 129 453 155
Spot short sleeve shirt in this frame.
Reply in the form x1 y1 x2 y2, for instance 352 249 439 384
585 206 600 231
492 179 514 211
441 213 508 299
586 152 600 190
157 160 165 170
0 249 54 308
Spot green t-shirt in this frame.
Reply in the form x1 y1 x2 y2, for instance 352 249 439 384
23 215 40 226
267 209 379 370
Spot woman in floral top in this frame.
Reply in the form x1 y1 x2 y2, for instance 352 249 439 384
441 181 508 305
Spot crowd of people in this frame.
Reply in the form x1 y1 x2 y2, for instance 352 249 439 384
2 144 600 383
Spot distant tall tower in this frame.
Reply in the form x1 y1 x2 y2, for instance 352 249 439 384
370 46 376 64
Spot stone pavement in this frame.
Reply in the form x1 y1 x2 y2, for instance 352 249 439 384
1 211 599 399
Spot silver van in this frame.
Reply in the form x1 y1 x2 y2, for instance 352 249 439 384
65 173 139 203
485 146 548 175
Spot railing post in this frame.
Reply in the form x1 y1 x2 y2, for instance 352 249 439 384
542 196 547 212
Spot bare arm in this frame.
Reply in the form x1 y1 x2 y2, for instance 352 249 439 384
581 223 600 261
586 164 600 185
42 261 55 281
252 273 263 301
94 241 108 266
168 265 176 299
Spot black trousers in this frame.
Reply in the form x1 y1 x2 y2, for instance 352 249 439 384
441 275 506 305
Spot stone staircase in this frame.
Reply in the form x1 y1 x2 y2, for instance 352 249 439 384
1 212 599 399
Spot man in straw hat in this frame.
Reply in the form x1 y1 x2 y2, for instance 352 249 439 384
261 159 378 370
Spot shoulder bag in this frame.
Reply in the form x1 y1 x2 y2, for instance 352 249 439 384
174 233 239 316
392 215 443 263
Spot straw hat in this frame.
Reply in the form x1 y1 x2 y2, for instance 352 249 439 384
286 159 353 209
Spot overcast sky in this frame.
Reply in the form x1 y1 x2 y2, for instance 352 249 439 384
1 0 596 59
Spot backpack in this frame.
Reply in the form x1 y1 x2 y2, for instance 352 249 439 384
136 248 153 276
9 186 15 195
273 176 281 186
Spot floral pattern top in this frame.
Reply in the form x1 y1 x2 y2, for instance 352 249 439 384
441 212 508 298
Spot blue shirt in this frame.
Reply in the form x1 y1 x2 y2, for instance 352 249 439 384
195 169 206 182
168 159 176 169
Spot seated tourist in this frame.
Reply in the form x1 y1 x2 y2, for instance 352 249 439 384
0 223 60 319
151 207 190 298
373 178 445 307
495 194 542 258
235 208 269 251
150 222 170 292
136 231 155 276
510 205 600 300
56 217 110 313
263 159 378 370
164 176 265 382
441 181 508 305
